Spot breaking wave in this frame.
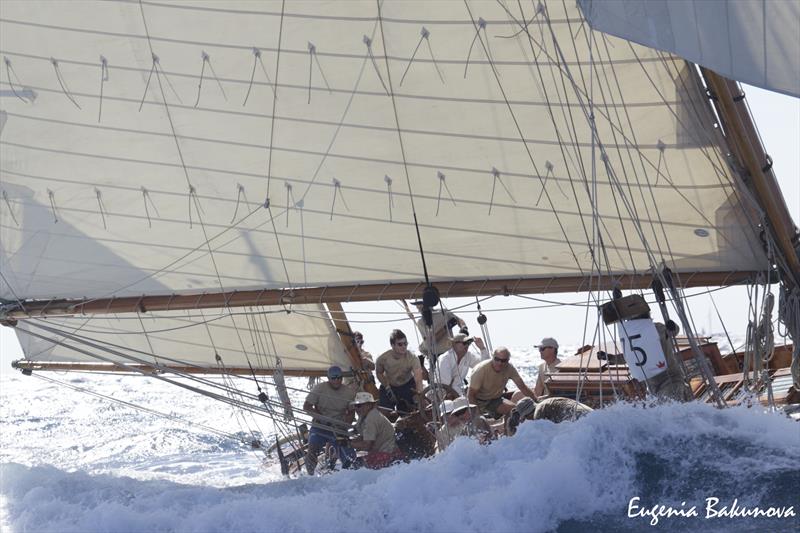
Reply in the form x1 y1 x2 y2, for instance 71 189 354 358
2 375 798 533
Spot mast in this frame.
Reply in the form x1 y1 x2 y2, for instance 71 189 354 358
701 69 800 286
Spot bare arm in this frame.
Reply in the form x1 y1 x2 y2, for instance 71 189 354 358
468 386 479 405
303 400 318 415
533 372 545 398
375 360 388 388
512 375 537 400
414 365 424 393
473 338 489 360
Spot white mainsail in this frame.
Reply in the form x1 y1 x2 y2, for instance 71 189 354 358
0 1 780 370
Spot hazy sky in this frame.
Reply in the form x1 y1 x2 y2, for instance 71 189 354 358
1 86 798 364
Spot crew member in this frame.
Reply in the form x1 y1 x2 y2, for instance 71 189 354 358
375 329 424 412
302 365 357 474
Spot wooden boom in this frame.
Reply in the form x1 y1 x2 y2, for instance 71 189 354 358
1 271 760 320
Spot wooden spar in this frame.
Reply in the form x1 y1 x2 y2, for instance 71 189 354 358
0 271 761 319
326 301 380 398
702 69 800 286
10 359 328 376
326 301 364 372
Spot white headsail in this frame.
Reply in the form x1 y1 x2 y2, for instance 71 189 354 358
578 0 800 99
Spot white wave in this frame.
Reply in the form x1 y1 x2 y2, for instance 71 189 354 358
1 344 797 532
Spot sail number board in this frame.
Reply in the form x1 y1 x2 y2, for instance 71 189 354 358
617 319 667 381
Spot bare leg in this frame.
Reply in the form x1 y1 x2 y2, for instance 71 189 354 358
305 443 321 475
494 399 517 416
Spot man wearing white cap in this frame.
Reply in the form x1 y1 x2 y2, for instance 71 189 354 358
434 333 489 397
349 392 404 469
435 396 492 451
534 337 562 398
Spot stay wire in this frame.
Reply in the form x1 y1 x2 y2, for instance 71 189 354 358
375 0 432 285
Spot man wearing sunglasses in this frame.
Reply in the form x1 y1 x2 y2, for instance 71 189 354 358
351 331 375 372
303 365 357 474
434 333 489 397
534 337 562 398
375 329 424 413
467 347 537 420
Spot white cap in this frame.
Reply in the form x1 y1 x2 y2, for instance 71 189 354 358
451 396 475 412
350 391 377 406
440 399 456 414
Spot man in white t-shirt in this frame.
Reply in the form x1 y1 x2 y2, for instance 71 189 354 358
534 337 562 398
434 333 489 397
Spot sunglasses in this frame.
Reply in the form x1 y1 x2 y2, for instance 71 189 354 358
493 357 510 363
329 376 343 380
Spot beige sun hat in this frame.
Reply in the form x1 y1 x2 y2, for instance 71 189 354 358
350 391 377 406
450 396 476 413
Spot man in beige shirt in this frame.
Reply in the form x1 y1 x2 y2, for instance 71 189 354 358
533 337 562 398
468 346 536 419
302 365 357 474
375 329 423 413
350 392 404 469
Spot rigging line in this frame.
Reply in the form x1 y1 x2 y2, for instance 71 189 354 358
376 0 432 286
24 321 310 424
586 32 656 270
295 32 375 205
136 311 162 367
588 61 652 274
462 0 584 277
538 8 670 277
554 1 606 293
518 3 615 291
0 106 711 188
20 322 273 414
593 45 673 264
264 0 287 201
26 316 274 394
653 53 737 192
268 207 294 290
624 46 749 208
48 203 264 310
255 311 304 448
655 58 767 267
566 20 641 271
532 4 618 287
29 372 251 445
245 307 271 378
212 342 266 446
0 50 678 117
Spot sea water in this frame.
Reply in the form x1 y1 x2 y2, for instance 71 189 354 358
1 347 797 532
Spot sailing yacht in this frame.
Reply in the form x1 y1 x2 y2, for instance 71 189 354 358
1 0 797 467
